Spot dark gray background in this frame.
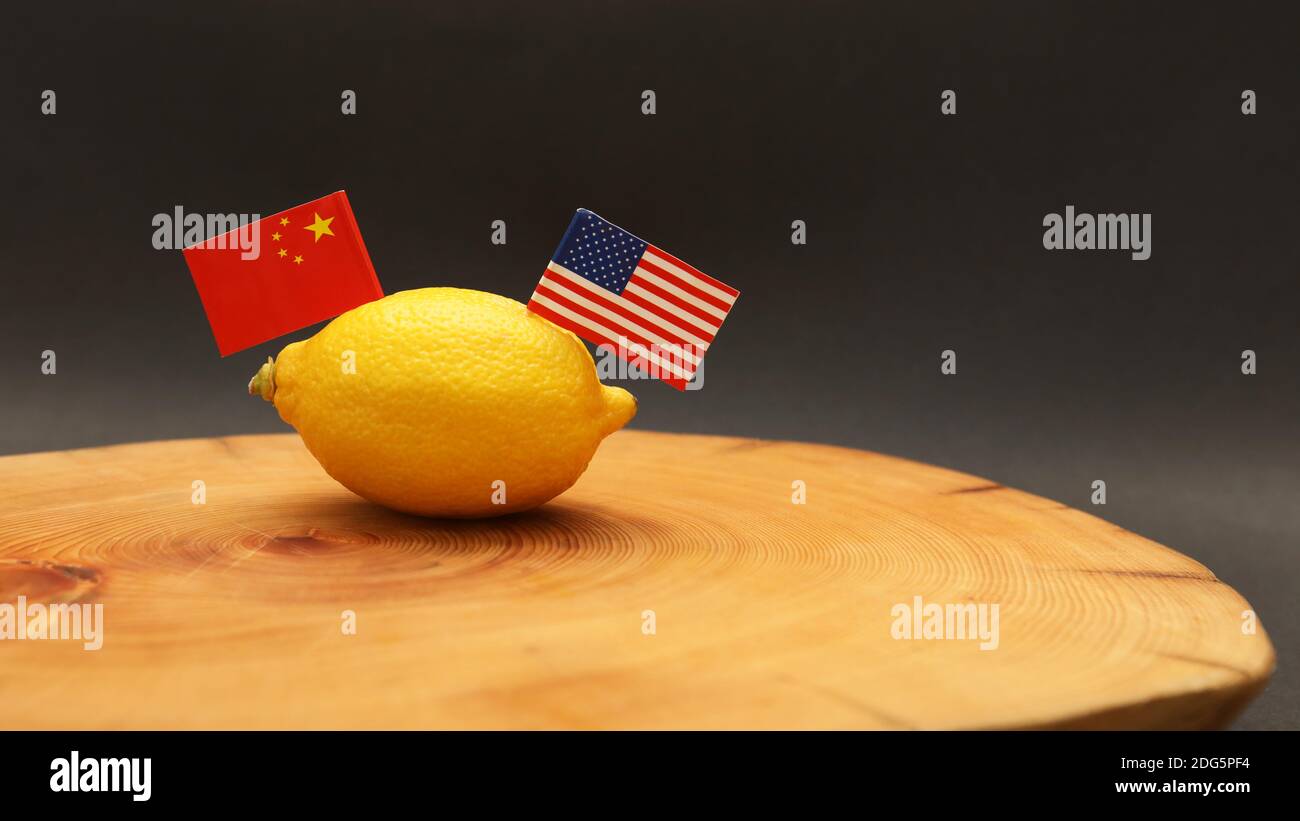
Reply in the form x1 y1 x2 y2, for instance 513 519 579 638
2 1 1296 728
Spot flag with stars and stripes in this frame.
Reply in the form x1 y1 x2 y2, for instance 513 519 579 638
527 209 739 391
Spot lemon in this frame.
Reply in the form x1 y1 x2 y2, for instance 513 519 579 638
248 287 636 517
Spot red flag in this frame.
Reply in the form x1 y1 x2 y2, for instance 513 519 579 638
184 191 383 356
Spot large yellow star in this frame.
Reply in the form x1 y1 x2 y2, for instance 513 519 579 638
303 213 335 243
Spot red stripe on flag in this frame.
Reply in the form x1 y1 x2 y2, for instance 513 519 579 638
526 299 588 339
540 270 707 352
637 256 734 313
532 283 700 371
646 245 740 298
617 288 717 343
526 300 690 391
627 272 726 330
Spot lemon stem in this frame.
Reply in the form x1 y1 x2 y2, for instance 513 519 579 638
600 386 638 436
248 357 276 402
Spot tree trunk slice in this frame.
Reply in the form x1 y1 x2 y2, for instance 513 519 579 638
0 431 1273 729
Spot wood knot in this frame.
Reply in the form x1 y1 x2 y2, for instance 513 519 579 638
251 527 379 556
0 560 102 603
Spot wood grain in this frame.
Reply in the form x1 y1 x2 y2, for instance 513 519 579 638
0 431 1273 729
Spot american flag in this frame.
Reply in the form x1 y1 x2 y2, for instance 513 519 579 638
527 209 739 390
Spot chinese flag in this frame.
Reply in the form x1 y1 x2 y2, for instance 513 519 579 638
184 191 384 356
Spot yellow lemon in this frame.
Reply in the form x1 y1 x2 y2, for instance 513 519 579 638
248 287 636 517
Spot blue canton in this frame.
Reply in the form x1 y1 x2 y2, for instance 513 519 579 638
551 209 648 294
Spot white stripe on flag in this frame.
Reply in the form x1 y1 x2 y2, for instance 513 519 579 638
545 262 712 352
535 278 703 367
632 267 730 322
528 292 697 381
642 249 738 305
622 280 723 334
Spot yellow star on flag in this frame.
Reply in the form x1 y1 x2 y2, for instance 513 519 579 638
279 217 290 226
271 231 282 242
293 255 304 265
303 213 335 243
277 248 288 258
